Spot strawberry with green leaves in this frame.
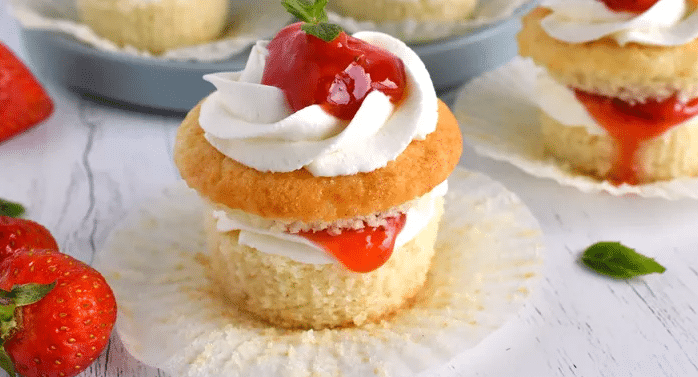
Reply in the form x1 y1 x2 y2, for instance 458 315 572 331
0 215 58 262
0 42 54 143
261 0 407 121
0 248 117 377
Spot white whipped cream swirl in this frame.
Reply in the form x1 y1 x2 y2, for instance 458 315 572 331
212 181 448 265
540 0 698 46
199 31 438 177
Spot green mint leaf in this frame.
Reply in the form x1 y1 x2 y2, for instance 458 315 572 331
310 0 330 23
0 199 24 218
301 22 342 42
282 0 328 24
282 0 342 41
581 242 666 279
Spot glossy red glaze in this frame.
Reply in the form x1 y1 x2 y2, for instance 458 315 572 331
575 89 698 184
599 0 659 13
261 23 406 120
298 214 407 273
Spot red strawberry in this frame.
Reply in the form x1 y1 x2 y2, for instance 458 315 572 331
0 42 54 143
0 248 117 377
0 216 59 262
599 0 659 13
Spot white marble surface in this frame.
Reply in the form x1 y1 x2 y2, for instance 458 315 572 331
1 2 698 377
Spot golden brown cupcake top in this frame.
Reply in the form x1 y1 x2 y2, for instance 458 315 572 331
174 99 462 222
518 7 698 101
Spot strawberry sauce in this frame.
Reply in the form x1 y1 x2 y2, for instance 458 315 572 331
261 23 406 120
599 0 659 13
574 89 698 184
297 214 407 273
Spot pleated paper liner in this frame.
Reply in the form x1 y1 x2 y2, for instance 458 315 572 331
10 0 292 62
93 168 543 377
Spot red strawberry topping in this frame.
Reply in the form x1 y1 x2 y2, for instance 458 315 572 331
261 23 406 120
599 0 659 13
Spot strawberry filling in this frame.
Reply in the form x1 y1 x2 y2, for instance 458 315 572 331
296 214 407 273
574 89 698 184
261 22 406 121
599 0 659 13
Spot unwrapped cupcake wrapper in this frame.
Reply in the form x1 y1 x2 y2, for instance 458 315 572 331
9 0 291 62
92 167 543 377
453 57 698 200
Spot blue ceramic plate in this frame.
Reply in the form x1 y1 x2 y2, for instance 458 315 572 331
20 0 536 112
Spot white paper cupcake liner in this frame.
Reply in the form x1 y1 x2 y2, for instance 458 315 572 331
92 167 543 377
9 0 292 62
453 57 698 200
328 0 534 43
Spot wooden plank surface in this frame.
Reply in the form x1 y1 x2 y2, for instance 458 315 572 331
1 3 697 376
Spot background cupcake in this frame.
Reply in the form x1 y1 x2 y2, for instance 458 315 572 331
518 0 698 184
76 0 229 54
327 0 479 23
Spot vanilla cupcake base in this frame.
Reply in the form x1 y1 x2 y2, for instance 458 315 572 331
205 200 443 330
94 168 543 377
540 113 698 183
76 0 229 54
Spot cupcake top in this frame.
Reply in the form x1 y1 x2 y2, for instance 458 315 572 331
518 4 698 102
539 0 698 46
198 30 438 177
174 3 462 222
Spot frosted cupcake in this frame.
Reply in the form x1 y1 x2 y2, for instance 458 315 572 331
76 0 229 54
518 0 698 184
327 0 479 22
174 1 462 329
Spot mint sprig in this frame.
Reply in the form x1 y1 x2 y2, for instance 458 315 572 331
580 241 666 279
0 199 24 218
282 0 343 41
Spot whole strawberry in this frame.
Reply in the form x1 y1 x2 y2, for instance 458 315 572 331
0 216 59 262
0 249 117 377
0 42 54 143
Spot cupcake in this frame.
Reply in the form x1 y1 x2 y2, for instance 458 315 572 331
76 0 229 54
174 1 462 329
327 0 479 22
518 0 698 185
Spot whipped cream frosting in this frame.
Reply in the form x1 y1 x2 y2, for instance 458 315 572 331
536 69 698 135
212 181 448 265
199 31 438 177
540 0 698 46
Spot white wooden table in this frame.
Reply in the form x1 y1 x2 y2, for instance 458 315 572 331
2 3 697 376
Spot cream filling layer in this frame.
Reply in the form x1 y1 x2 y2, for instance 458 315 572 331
212 181 448 264
536 70 698 136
